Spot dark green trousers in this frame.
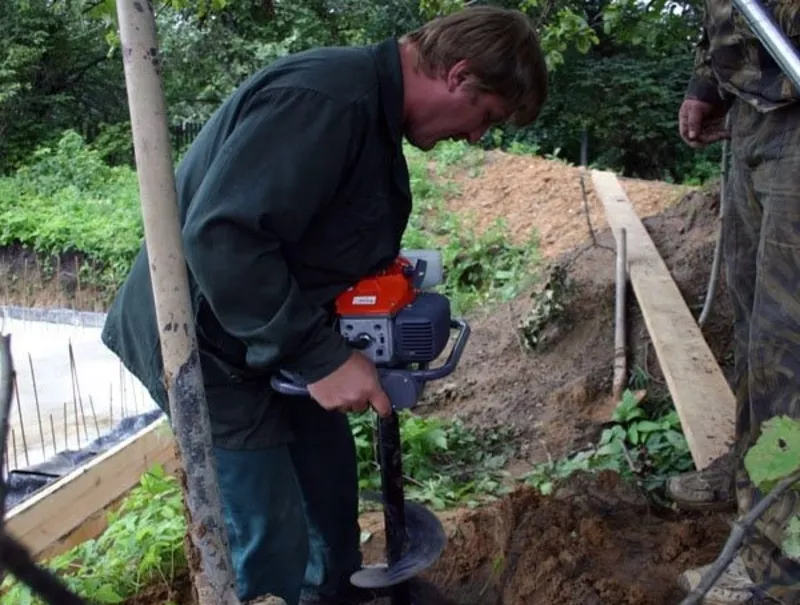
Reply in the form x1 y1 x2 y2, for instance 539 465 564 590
213 396 363 604
725 97 800 602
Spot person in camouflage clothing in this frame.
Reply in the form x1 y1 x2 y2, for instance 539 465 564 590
670 0 800 603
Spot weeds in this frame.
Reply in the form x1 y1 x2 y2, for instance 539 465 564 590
1 412 518 604
523 377 695 502
1 464 185 604
351 412 517 511
0 133 540 315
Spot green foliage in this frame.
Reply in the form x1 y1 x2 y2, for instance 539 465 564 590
0 130 143 293
743 416 800 561
743 416 800 493
351 412 517 510
1 464 185 604
2 413 516 603
0 0 127 174
524 387 695 499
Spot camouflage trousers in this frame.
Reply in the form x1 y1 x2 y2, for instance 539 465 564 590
725 97 800 603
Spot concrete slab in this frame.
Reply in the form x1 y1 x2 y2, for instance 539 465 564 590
1 310 157 470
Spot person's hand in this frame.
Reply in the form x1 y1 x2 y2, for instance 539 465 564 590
307 351 392 417
679 98 729 148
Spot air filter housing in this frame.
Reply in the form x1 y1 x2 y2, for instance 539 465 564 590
393 291 451 364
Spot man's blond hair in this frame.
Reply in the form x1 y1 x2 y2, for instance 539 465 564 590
401 6 548 127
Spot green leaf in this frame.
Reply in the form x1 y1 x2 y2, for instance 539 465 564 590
782 516 800 561
633 420 662 433
93 582 124 603
744 416 800 491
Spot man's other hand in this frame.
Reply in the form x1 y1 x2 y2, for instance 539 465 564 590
307 351 392 417
679 98 729 148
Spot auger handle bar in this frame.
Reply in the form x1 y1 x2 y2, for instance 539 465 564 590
271 318 470 410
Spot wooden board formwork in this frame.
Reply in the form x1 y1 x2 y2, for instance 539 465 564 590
5 416 179 561
590 169 736 470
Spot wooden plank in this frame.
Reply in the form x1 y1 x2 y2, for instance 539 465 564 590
5 416 178 560
590 170 735 470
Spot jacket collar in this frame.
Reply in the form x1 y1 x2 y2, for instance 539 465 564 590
372 38 405 147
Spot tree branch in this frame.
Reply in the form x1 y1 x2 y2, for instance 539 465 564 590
679 468 800 605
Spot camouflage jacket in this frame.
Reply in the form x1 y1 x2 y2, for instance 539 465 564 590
688 0 800 111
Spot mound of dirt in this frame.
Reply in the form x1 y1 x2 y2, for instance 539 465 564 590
360 472 730 605
444 150 693 257
422 152 732 468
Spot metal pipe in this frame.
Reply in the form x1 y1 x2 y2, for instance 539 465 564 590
699 115 731 328
732 0 800 91
612 228 627 402
115 2 239 603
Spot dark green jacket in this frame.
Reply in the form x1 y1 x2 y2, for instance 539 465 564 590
688 0 800 111
101 39 411 448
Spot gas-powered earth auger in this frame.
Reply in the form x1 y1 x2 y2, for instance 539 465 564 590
271 250 470 605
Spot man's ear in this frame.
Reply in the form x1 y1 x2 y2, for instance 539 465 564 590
445 59 471 92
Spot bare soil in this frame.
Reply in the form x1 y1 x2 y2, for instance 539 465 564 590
121 473 731 605
360 472 730 605
0 243 111 311
3 150 736 605
444 150 693 256
421 154 733 471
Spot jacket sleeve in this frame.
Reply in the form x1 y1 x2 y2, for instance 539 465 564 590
182 87 356 384
686 15 727 104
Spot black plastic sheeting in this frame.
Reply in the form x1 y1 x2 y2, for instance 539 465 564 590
5 409 164 511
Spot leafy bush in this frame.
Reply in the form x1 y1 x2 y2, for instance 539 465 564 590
0 130 143 289
484 52 724 184
1 464 185 604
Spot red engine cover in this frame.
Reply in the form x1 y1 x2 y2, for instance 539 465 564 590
335 257 418 317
